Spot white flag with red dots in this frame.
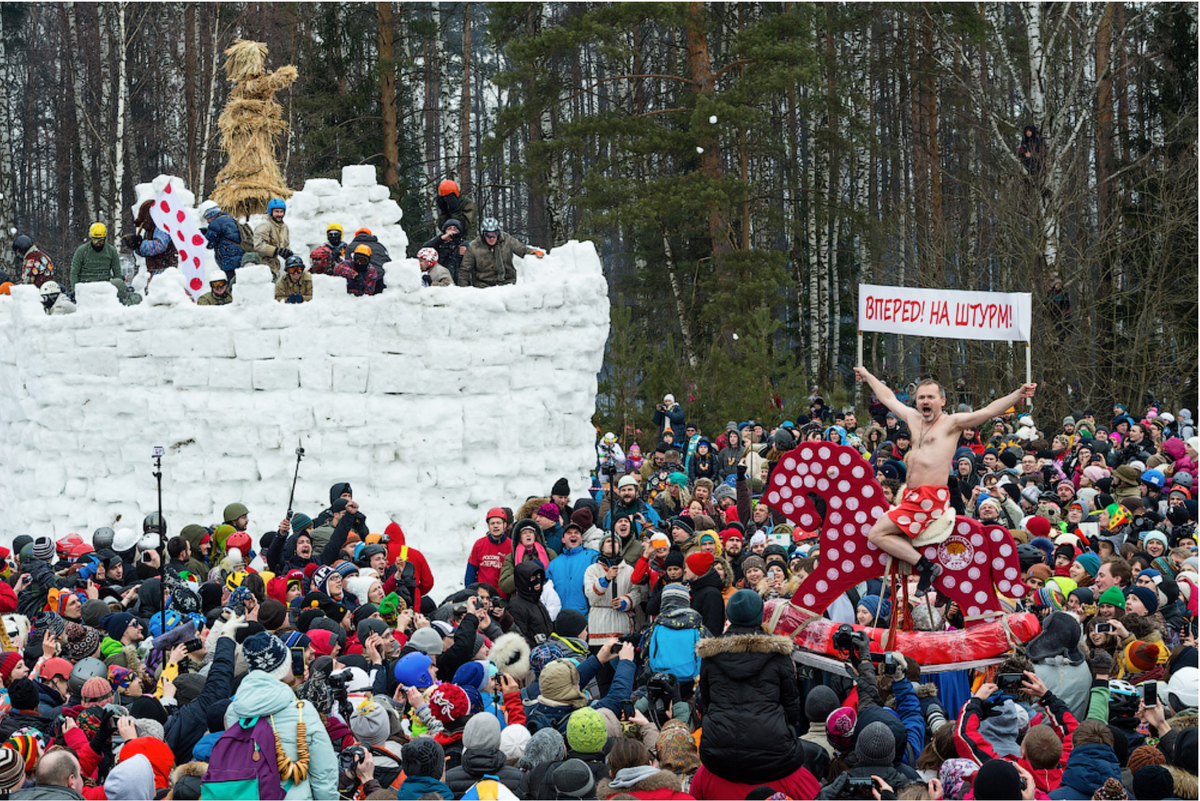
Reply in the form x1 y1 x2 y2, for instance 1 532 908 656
148 180 207 302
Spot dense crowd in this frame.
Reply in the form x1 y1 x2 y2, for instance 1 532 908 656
1 180 548 311
0 390 1193 801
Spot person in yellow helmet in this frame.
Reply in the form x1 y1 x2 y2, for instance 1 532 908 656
69 222 122 290
330 244 383 296
308 222 346 274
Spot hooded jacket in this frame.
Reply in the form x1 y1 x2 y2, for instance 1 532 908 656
696 630 804 784
688 569 726 638
421 218 466 283
444 748 527 797
499 522 556 597
1047 743 1121 800
435 193 479 239
508 560 553 648
547 543 600 617
179 524 211 578
596 767 693 800
224 671 338 800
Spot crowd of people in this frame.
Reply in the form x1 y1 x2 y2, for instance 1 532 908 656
1 179 547 310
0 382 1189 800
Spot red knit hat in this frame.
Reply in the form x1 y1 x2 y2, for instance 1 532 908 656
0 653 22 683
685 552 714 576
719 527 744 547
308 629 338 657
427 683 470 724
120 737 174 790
1026 516 1052 539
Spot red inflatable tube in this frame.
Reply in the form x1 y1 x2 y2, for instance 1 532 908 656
763 598 1042 666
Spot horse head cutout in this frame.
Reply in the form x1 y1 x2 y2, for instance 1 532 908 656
761 442 1028 628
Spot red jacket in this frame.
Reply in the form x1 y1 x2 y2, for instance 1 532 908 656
0 581 16 614
383 523 434 610
955 691 1076 796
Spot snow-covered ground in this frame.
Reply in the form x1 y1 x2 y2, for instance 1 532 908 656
0 169 610 594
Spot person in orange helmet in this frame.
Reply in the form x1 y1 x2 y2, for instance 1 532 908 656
435 178 479 241
330 244 383 296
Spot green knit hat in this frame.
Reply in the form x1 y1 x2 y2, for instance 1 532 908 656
565 707 607 755
1099 585 1126 609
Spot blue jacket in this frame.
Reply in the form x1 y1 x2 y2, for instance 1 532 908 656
547 545 599 616
1047 743 1121 800
165 636 235 763
204 212 244 272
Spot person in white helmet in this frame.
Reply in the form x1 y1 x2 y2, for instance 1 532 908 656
197 265 232 306
417 248 453 287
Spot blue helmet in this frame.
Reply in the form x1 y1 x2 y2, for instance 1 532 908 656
267 198 286 214
1141 469 1166 489
481 216 500 234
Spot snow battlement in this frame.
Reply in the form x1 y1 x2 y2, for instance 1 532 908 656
0 169 609 590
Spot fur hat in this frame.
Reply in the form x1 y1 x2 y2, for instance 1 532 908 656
488 632 531 681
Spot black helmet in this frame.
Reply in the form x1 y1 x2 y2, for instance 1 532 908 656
284 255 305 271
92 527 116 551
1016 544 1045 572
356 544 387 568
12 235 32 255
143 512 167 536
68 657 108 696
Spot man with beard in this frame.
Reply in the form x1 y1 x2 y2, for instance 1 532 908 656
855 366 1037 596
601 475 661 529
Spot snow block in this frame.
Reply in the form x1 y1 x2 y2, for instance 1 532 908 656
341 165 377 187
0 173 608 595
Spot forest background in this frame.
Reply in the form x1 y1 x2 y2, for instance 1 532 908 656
0 2 1195 443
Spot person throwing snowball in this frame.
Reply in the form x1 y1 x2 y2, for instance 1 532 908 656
854 366 1036 596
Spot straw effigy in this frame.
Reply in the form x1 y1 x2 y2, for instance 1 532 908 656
210 40 297 219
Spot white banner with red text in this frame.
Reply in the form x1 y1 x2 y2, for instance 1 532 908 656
857 284 1032 343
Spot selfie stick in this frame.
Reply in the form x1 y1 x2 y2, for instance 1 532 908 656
286 442 305 520
152 446 166 632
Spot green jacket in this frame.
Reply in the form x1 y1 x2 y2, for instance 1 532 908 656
70 242 121 288
457 232 530 288
197 289 232 306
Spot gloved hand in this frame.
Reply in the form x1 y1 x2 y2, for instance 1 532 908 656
199 226 208 235
76 558 100 582
884 651 908 679
121 234 142 250
88 708 115 752
276 247 293 260
286 293 303 304
736 464 747 480
219 613 247 643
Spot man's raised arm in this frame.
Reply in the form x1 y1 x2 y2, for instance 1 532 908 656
855 366 913 422
954 383 1037 430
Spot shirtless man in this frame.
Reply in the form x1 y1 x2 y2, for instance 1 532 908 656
855 366 1037 596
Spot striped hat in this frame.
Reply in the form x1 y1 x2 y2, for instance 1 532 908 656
30 537 55 561
0 747 25 790
3 731 43 772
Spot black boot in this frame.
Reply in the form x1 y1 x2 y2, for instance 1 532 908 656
914 555 942 597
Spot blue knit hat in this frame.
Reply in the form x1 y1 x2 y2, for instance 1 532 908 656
857 594 891 622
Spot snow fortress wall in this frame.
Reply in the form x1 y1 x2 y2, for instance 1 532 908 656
0 169 609 591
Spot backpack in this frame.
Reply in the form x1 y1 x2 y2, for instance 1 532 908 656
236 220 256 253
648 607 704 682
199 716 285 800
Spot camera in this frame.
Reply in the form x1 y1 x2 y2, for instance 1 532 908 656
996 672 1025 691
832 624 855 652
327 672 349 691
338 744 365 774
645 672 681 729
1095 621 1114 634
